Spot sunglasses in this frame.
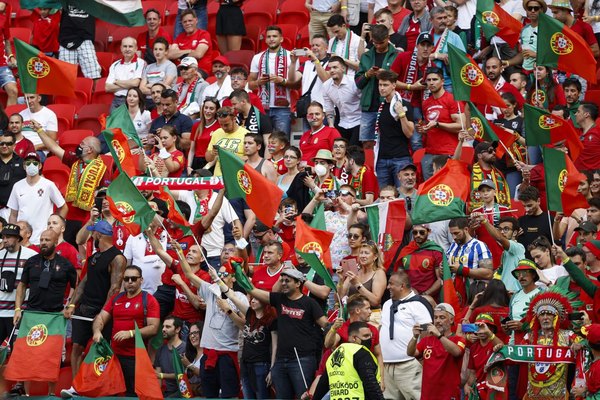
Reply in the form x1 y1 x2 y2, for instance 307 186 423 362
123 276 141 282
216 112 232 118
217 271 230 278
347 233 361 240
0 141 14 146
412 230 428 236
339 190 355 198
24 160 39 166
527 6 541 11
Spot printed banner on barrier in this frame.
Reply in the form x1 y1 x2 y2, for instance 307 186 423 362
131 176 224 190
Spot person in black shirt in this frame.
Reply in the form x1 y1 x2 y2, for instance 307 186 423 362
517 186 553 258
0 133 25 218
249 267 329 400
230 89 272 153
58 3 101 80
373 70 414 188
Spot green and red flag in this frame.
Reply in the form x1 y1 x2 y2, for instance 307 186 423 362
103 128 139 177
19 0 62 9
366 199 407 268
295 216 334 270
103 104 143 148
172 348 193 398
412 159 470 224
107 173 156 236
72 0 144 27
135 323 164 400
231 258 254 292
524 104 583 161
542 147 589 215
537 13 597 83
468 102 518 159
295 250 337 291
73 338 126 397
218 147 283 226
14 39 77 97
476 0 522 47
153 186 192 235
4 311 66 382
447 44 506 107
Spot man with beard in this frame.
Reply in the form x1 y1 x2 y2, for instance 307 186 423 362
33 122 112 245
504 0 545 73
326 14 365 75
563 78 582 126
13 229 77 395
201 56 233 104
150 89 194 145
418 67 465 180
298 102 341 165
244 134 277 182
153 316 186 397
477 57 525 120
230 90 272 149
398 225 443 296
407 303 467 400
61 220 126 398
249 267 329 400
396 163 417 210
45 214 80 272
7 114 34 158
346 146 378 206
468 141 511 212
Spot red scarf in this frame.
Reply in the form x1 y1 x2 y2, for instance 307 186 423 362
258 48 289 109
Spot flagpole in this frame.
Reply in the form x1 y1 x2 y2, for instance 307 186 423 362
6 323 17 344
547 211 556 244
493 42 501 60
359 198 405 209
468 209 519 216
457 101 466 131
497 138 517 163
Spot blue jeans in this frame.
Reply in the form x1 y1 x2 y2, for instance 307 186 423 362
271 356 316 399
174 4 208 38
359 111 377 142
527 145 542 166
200 352 240 398
411 107 423 151
268 107 291 137
241 361 271 399
421 153 435 180
506 170 522 198
376 156 412 188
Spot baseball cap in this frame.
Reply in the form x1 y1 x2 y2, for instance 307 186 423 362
24 152 41 162
179 57 198 68
416 32 434 45
400 163 417 172
575 221 597 234
280 267 306 283
477 179 496 191
86 220 113 236
0 224 22 241
434 303 455 317
475 141 498 155
212 55 230 66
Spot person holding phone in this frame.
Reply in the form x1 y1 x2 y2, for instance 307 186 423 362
147 125 185 177
153 315 187 397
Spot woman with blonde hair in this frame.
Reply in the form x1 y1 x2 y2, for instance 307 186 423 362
338 241 387 325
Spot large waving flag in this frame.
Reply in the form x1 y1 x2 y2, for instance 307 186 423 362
219 147 283 226
468 102 518 159
366 200 407 269
103 128 138 177
296 250 337 290
295 216 334 270
107 173 156 236
14 39 77 97
537 13 597 83
542 147 589 215
447 44 505 107
103 105 143 148
524 104 583 161
134 323 163 400
73 338 126 397
72 0 144 27
412 159 470 224
4 311 66 382
476 0 522 47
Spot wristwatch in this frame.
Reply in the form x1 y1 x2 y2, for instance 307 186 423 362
227 309 233 315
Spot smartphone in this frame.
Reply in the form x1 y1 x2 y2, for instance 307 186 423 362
420 323 430 331
568 312 584 321
462 323 479 333
500 317 511 325
372 66 380 70
94 196 104 211
341 258 359 275
295 48 307 56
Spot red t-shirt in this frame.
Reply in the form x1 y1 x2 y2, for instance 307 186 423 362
103 291 161 356
422 91 463 155
390 51 428 109
350 166 379 200
587 358 600 394
171 261 209 323
299 126 342 165
14 138 35 160
56 241 81 270
31 10 60 53
571 20 598 47
252 264 283 291
467 340 495 383
404 15 423 53
417 335 466 399
136 27 173 59
472 204 512 270
174 29 213 74
191 120 220 158
271 157 287 175
150 149 186 177
404 248 443 295
0 5 10 68
575 125 600 171
337 320 380 351
279 223 295 251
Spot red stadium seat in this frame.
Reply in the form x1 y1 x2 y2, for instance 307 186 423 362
4 104 26 116
91 78 115 105
75 103 110 134
95 52 118 77
9 27 31 44
279 0 310 18
297 25 310 49
106 26 147 54
165 1 179 26
94 23 111 52
243 0 277 20
207 0 219 17
58 129 94 151
223 50 255 72
41 156 70 195
13 9 33 30
54 77 94 111
47 104 76 132
244 12 274 33
277 11 310 28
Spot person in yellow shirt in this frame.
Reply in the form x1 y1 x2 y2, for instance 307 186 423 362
205 106 248 175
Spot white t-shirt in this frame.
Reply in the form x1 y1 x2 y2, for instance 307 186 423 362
19 107 58 148
132 109 152 138
0 246 39 318
178 191 239 257
7 177 65 245
106 58 147 97
123 231 168 294
201 76 234 104
456 0 477 30
250 50 295 109
540 264 569 285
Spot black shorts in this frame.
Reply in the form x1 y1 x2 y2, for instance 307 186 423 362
71 305 111 346
216 5 246 36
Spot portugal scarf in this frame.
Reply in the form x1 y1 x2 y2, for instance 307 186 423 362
258 48 289 108
65 158 107 211
468 163 511 212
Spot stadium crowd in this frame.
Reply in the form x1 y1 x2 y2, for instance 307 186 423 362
1 0 600 399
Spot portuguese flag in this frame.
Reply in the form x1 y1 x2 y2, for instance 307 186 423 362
172 348 193 398
218 147 283 226
366 199 407 269
107 173 156 236
476 0 522 47
542 147 589 214
154 186 192 235
232 258 254 292
537 13 597 84
524 104 583 161
103 128 138 177
103 105 142 148
468 102 518 159
4 311 66 382
73 338 126 397
412 159 470 225
295 215 334 270
296 250 337 290
14 39 77 97
447 44 505 108
134 323 163 400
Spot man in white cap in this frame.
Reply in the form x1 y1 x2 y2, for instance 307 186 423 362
201 56 233 104
407 303 467 400
175 56 208 119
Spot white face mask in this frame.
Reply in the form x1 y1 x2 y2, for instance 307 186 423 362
314 164 328 177
25 163 39 177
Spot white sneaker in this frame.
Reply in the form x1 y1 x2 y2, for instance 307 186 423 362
60 387 78 398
